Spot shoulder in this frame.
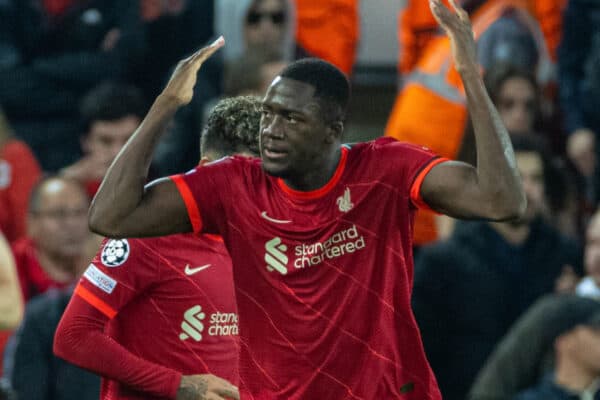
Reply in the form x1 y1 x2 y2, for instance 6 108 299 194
24 289 70 324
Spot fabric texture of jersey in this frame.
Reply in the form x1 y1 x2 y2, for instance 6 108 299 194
77 234 239 399
173 137 445 400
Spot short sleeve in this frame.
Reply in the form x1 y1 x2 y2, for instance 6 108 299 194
77 238 159 319
372 138 448 210
170 157 240 235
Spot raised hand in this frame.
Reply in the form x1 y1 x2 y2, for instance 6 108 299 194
162 36 225 106
430 0 478 73
176 374 239 400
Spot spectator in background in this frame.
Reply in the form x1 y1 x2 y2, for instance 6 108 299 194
0 0 145 171
513 305 600 399
60 82 146 198
0 107 41 243
469 294 600 400
0 232 22 331
413 135 582 400
577 210 600 300
294 0 359 75
0 232 22 377
12 176 90 303
559 0 600 204
133 0 215 101
386 0 551 246
4 269 100 400
158 0 299 174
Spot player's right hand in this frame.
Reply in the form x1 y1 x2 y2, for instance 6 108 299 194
176 374 239 400
161 36 225 107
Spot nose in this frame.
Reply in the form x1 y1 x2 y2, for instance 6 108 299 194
263 115 285 139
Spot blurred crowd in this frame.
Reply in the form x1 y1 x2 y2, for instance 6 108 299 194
0 0 600 399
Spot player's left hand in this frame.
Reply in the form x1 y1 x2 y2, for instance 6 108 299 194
430 0 478 73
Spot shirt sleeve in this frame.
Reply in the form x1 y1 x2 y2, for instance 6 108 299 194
374 138 449 210
169 157 239 235
77 238 159 319
54 294 181 399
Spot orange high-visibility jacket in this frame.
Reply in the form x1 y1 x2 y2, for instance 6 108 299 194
295 0 359 74
398 0 563 74
388 0 549 245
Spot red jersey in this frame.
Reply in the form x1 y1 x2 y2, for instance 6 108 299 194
12 237 72 301
172 137 447 400
77 234 240 399
0 140 41 243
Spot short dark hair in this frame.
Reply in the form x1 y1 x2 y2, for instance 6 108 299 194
80 82 146 135
279 58 350 122
201 96 262 158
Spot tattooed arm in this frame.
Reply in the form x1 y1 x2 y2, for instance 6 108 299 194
177 374 239 400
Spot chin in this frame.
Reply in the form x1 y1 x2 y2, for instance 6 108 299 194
261 160 288 178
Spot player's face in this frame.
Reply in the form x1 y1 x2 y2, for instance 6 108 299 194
28 180 90 260
260 77 331 180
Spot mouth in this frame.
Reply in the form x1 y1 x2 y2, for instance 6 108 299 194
262 146 288 160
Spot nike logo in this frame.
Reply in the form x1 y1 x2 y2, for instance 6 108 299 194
261 211 292 224
184 264 211 275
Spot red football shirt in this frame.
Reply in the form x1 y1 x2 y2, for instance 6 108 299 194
12 237 72 302
172 137 447 400
77 233 240 399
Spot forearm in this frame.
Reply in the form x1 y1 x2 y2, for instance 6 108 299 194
89 95 180 235
54 297 181 398
0 236 22 329
461 67 525 216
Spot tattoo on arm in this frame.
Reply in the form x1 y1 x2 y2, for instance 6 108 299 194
177 376 208 400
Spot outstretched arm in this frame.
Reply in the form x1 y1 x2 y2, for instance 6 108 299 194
89 38 224 238
420 0 526 220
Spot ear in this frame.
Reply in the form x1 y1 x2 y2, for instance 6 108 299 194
325 120 344 144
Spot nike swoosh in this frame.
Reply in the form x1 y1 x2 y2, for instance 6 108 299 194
184 264 211 275
260 211 292 224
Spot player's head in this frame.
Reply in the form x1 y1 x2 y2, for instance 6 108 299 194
80 82 146 167
27 176 90 261
201 95 262 161
260 57 350 179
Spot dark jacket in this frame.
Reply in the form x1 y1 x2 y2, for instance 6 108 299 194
558 0 600 135
412 219 582 400
4 288 100 400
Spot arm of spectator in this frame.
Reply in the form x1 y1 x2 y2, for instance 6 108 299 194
468 295 576 400
420 0 526 220
30 1 146 89
88 38 224 238
0 232 22 330
54 294 238 400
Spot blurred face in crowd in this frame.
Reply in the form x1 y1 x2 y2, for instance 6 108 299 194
585 213 600 284
244 0 287 53
28 179 90 260
515 151 545 224
496 77 537 135
82 116 140 172
558 324 600 375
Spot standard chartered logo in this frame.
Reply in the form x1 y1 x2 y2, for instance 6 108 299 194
265 237 288 275
179 305 238 342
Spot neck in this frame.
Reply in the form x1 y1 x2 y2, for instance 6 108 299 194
37 250 79 283
489 221 531 245
555 358 599 393
284 146 341 191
